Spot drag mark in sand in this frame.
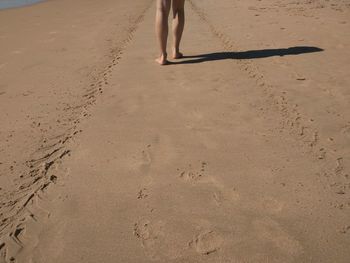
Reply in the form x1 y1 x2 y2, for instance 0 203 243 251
0 1 154 261
188 0 349 211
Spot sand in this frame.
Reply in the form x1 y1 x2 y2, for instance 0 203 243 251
0 0 349 262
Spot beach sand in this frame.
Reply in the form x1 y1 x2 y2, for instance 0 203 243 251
0 0 349 262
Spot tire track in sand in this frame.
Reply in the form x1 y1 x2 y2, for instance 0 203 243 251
0 1 154 262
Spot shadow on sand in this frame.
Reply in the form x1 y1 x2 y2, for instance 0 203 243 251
170 46 323 65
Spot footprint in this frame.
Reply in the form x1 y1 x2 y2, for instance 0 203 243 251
179 161 208 183
133 219 164 251
133 219 188 260
213 191 225 206
254 218 303 256
180 170 203 182
133 220 164 260
141 146 152 165
340 225 350 234
190 230 223 255
128 145 153 173
137 188 149 200
341 124 350 137
133 220 152 242
138 146 153 173
260 197 284 214
334 158 344 175
212 188 240 206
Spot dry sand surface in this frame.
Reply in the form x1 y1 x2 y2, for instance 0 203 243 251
0 0 350 262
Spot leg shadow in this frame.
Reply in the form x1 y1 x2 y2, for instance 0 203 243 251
170 46 324 65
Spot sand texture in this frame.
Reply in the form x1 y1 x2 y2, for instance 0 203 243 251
0 0 349 262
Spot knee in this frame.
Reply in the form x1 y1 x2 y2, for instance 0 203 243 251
157 1 170 15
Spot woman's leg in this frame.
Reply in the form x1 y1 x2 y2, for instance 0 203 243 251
156 0 171 65
172 0 185 59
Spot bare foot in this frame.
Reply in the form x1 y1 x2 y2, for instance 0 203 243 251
172 51 183 59
155 53 169 65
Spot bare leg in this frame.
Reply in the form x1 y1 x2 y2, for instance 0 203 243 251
172 0 185 59
155 0 171 65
